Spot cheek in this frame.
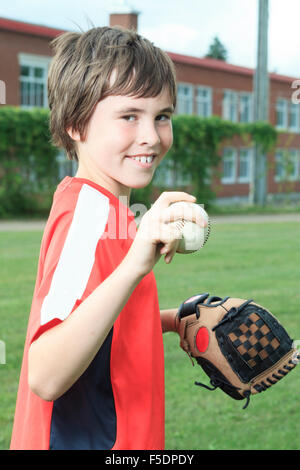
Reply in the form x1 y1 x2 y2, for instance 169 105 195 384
88 125 133 157
117 125 135 143
108 124 135 153
162 125 173 152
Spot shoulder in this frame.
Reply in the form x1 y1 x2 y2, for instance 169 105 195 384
54 177 111 222
46 178 111 241
40 179 113 279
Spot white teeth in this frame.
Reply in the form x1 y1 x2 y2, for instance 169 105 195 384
131 155 154 163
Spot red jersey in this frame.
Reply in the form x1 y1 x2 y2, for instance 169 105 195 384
10 177 165 450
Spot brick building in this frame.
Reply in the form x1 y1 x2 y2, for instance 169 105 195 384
0 7 299 204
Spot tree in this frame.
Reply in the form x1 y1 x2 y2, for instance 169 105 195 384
205 36 228 61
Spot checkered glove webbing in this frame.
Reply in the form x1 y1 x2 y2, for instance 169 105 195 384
176 293 299 409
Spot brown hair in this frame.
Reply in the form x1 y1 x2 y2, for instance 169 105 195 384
47 26 177 161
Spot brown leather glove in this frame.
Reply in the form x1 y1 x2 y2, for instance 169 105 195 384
175 293 299 409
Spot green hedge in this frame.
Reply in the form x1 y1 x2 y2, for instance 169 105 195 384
148 115 277 207
0 107 59 217
0 107 277 216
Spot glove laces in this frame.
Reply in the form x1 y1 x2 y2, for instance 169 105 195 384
211 299 253 332
195 376 251 409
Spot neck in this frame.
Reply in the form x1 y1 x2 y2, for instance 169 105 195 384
75 165 131 206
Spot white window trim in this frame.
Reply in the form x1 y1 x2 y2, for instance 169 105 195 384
275 149 300 182
289 102 300 133
222 147 237 184
177 82 194 115
18 53 51 109
239 92 253 123
223 89 238 122
238 147 253 183
275 98 288 130
195 85 212 118
285 149 299 181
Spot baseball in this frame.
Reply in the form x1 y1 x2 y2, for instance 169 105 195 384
169 202 210 254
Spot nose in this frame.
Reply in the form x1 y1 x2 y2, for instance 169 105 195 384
137 119 161 147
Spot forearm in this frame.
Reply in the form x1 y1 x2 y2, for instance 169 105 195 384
160 308 178 333
28 191 198 401
28 255 143 401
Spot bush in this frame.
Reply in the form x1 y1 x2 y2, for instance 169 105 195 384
0 108 277 215
158 115 277 207
0 107 59 217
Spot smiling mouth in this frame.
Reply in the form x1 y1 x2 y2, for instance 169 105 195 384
125 154 157 166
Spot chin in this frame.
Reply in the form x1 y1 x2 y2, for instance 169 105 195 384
128 174 155 190
130 179 154 190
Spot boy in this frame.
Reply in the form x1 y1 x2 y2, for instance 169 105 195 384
10 26 202 450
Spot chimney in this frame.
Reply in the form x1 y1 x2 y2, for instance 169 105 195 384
109 0 140 31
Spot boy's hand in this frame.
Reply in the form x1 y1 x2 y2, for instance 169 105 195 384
126 191 199 277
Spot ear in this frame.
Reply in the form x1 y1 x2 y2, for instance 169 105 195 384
66 126 81 142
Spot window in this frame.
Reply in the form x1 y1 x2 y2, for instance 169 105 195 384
239 93 253 123
152 158 173 187
177 83 194 115
238 148 253 183
153 157 191 187
275 149 299 182
276 99 288 129
287 149 299 180
57 151 78 180
196 86 212 117
221 147 253 184
223 90 238 122
289 102 300 132
19 54 51 108
223 91 253 123
275 150 285 181
222 148 237 183
276 99 300 132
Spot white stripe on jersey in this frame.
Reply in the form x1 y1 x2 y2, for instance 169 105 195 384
41 184 110 325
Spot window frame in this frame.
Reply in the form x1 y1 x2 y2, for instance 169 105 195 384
222 147 237 184
195 85 212 118
238 147 253 183
18 53 51 109
223 89 238 122
176 82 194 115
275 98 288 130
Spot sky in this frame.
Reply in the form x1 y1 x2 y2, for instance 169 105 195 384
0 0 299 78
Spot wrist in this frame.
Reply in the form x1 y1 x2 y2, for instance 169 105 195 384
120 250 146 285
161 308 179 333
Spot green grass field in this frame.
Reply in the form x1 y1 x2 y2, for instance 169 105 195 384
1 220 300 450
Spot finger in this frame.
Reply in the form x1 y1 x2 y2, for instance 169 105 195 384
161 202 207 227
180 338 190 353
153 191 196 210
164 241 179 264
158 223 182 250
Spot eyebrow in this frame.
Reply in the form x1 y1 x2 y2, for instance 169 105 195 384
116 106 174 115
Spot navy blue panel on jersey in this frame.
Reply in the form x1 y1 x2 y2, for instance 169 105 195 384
49 328 116 450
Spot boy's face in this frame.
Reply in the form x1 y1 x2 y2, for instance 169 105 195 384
70 87 174 200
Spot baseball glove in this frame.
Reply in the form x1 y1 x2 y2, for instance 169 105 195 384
176 293 299 409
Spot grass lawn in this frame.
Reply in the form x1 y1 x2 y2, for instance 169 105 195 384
1 220 300 450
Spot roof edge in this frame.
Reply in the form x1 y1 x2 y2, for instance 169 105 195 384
167 51 298 84
0 16 67 38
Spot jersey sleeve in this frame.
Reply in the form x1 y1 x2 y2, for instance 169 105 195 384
28 183 111 344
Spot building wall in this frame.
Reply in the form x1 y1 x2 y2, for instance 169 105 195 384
172 56 300 202
174 61 253 116
1 14 299 204
0 29 52 106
